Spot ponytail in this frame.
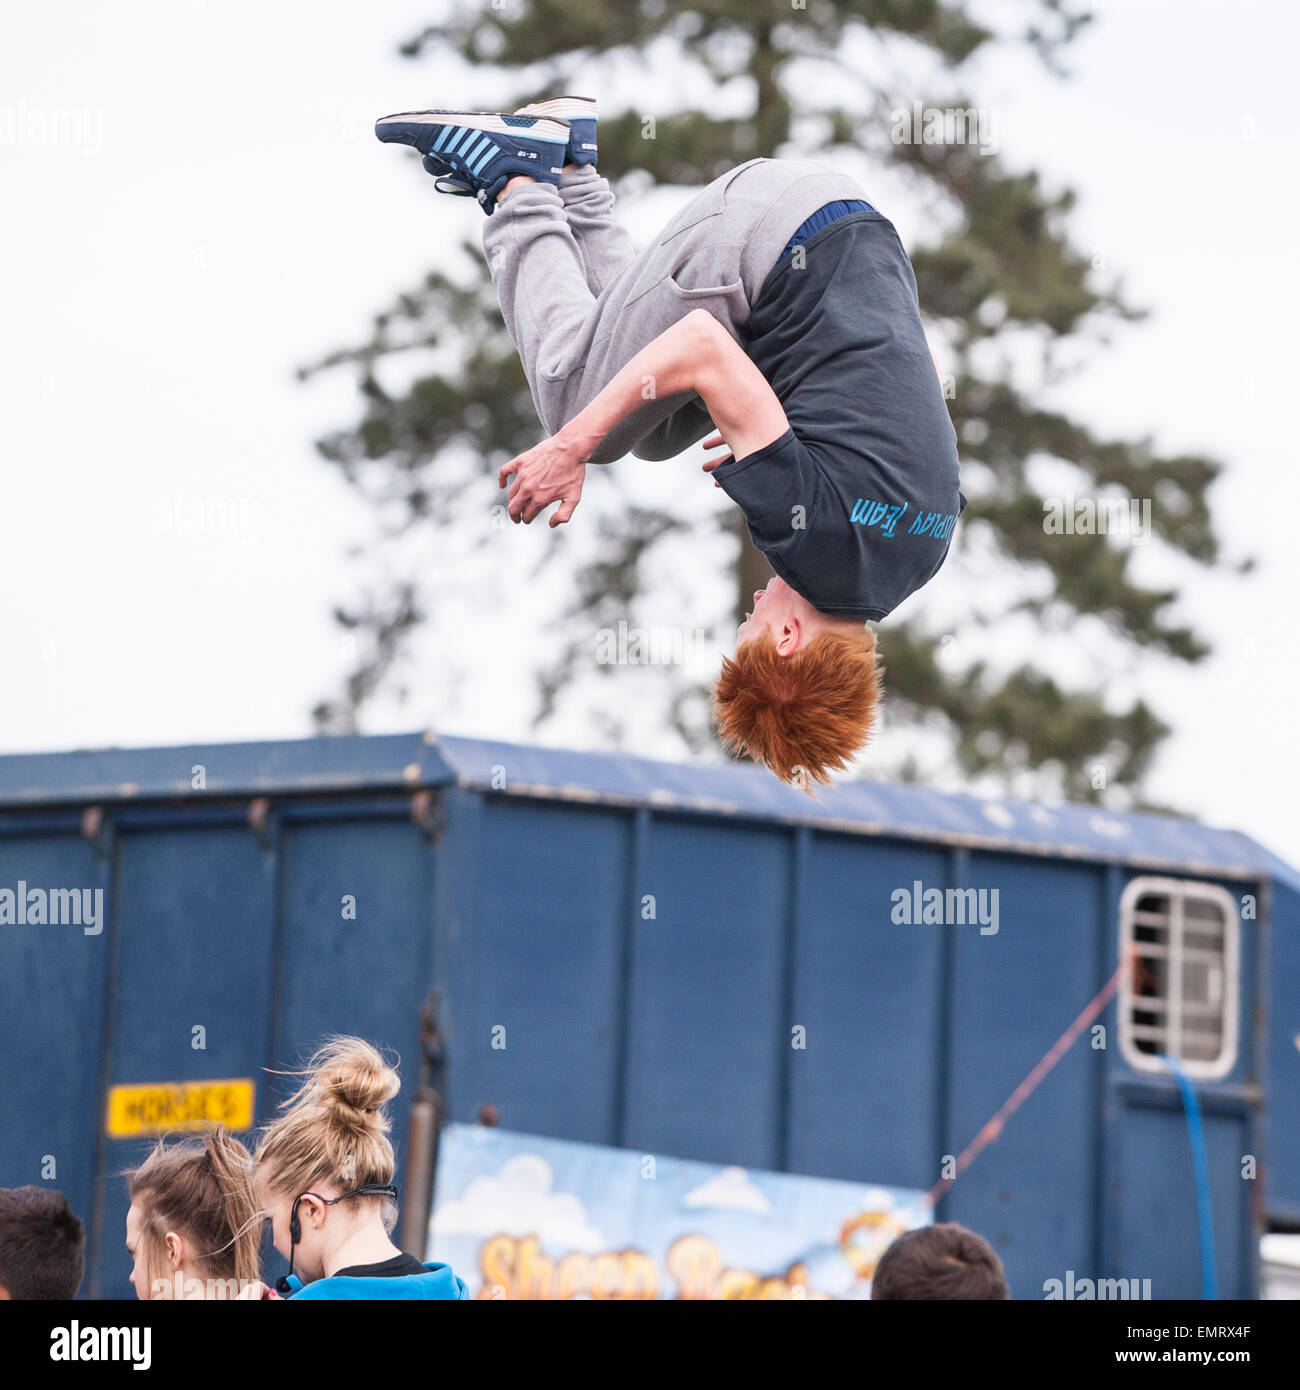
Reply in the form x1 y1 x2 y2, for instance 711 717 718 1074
128 1125 260 1293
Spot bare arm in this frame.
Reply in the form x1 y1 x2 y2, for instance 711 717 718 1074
498 309 789 525
569 308 789 464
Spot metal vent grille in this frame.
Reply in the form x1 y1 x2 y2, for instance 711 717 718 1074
1119 877 1240 1081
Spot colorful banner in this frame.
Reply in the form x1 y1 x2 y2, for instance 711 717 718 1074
427 1124 929 1300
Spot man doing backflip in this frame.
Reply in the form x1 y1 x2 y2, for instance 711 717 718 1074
376 98 965 787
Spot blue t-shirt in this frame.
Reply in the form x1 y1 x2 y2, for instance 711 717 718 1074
712 210 965 621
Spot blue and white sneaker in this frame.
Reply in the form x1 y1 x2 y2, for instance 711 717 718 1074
374 110 569 213
418 97 597 197
514 96 598 167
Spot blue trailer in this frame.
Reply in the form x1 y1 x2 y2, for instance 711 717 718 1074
0 732 1295 1299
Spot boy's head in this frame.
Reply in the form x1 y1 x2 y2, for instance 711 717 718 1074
871 1222 1009 1300
0 1186 85 1300
713 576 882 788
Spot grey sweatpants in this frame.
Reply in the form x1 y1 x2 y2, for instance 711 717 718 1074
480 156 868 464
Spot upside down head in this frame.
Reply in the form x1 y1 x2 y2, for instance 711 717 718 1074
712 576 883 790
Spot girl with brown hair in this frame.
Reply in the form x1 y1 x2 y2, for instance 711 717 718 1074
125 1125 260 1299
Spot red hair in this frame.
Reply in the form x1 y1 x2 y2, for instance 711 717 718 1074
712 627 882 789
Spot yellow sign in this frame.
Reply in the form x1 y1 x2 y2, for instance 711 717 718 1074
476 1233 835 1300
106 1079 255 1137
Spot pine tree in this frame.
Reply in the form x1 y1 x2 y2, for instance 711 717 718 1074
303 1 1228 805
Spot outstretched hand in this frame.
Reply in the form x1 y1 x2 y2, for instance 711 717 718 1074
498 434 587 527
701 432 733 487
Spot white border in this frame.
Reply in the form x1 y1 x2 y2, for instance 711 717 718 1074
1118 875 1241 1082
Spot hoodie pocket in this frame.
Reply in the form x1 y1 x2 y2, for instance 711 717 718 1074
666 268 748 319
666 240 748 322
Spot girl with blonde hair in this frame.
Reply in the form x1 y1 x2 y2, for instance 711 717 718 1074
242 1036 465 1300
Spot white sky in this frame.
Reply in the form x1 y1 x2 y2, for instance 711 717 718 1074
1 2 1296 866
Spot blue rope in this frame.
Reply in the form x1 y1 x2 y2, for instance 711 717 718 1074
1161 1053 1217 1300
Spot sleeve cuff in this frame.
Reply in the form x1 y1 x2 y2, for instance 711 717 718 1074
711 426 796 481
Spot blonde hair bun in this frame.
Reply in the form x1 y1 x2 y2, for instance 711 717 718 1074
254 1035 402 1197
313 1038 401 1134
